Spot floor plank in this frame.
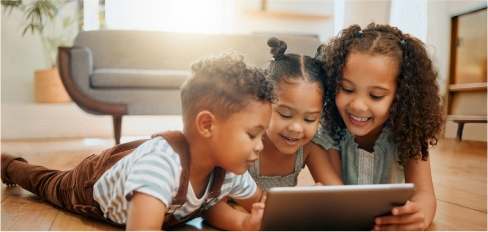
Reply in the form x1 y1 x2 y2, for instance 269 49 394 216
2 193 59 231
1 185 23 202
427 220 458 231
434 200 487 230
2 194 32 230
429 139 487 216
434 184 486 212
51 210 121 231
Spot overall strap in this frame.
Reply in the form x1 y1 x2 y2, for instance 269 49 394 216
209 167 226 198
152 131 227 202
151 130 228 230
153 130 190 205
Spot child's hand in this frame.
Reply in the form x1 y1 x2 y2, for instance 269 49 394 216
373 201 425 231
242 196 266 230
313 182 324 186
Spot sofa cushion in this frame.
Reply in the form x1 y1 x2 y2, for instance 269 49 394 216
73 30 321 71
91 69 190 89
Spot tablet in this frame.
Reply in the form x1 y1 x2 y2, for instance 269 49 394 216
260 183 415 231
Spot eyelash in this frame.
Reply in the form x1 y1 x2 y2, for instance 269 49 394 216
341 86 353 93
279 112 315 123
248 134 257 139
370 95 384 100
278 112 291 119
341 87 384 100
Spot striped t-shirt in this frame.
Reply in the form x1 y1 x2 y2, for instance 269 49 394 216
93 136 257 225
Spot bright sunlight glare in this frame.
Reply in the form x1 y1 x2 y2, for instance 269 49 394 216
104 0 225 34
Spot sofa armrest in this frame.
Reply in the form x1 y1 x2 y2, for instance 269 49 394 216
57 46 127 116
72 46 94 75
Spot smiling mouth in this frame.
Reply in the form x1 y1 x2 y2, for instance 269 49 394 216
350 115 371 122
280 135 301 145
282 135 299 142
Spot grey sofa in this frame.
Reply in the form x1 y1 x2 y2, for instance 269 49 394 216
58 30 321 144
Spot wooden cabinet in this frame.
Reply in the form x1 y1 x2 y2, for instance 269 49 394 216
447 4 487 141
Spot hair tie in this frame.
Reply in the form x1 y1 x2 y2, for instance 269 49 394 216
401 39 405 44
272 54 285 61
358 31 363 35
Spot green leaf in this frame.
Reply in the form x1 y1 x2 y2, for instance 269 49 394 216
5 0 73 68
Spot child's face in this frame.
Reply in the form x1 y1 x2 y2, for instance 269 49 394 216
213 100 272 175
266 81 323 155
336 52 398 141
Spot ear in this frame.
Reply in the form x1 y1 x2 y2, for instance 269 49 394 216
195 111 216 138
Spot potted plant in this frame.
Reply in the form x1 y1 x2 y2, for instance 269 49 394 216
2 0 77 103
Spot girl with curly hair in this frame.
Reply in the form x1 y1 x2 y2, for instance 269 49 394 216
313 22 445 230
247 37 343 191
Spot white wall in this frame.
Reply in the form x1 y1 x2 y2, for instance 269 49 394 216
1 6 45 104
233 0 335 42
1 0 486 141
451 0 487 12
342 0 391 28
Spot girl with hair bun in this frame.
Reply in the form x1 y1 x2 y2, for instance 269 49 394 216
313 22 445 230
247 37 343 191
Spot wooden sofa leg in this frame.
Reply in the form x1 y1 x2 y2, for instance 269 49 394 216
113 116 122 145
456 122 465 141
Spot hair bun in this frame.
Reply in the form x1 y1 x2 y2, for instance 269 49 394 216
267 37 287 60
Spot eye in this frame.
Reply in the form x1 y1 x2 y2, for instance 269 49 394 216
304 118 316 123
248 133 257 139
278 112 291 119
341 86 353 93
370 94 385 100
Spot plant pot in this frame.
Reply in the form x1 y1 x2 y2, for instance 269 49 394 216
34 68 71 103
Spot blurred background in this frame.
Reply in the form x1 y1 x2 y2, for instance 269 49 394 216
1 0 486 142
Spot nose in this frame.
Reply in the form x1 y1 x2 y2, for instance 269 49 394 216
287 120 304 133
254 137 264 154
350 98 368 112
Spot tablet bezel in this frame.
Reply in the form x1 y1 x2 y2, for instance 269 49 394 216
260 183 415 231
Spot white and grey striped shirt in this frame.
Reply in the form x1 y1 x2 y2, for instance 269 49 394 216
93 136 257 224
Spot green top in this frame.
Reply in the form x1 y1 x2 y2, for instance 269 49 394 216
248 147 304 191
312 124 404 185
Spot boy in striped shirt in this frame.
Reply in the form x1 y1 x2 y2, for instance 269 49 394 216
2 51 276 230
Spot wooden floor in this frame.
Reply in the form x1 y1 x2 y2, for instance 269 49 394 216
1 137 486 231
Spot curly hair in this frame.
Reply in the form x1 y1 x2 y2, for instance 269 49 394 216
315 22 445 165
181 51 277 125
266 37 326 114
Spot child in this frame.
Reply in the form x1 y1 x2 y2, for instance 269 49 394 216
313 23 445 230
1 51 277 231
247 37 342 191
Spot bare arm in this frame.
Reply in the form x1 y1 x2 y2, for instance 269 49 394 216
126 191 167 230
374 156 436 230
202 189 265 230
232 187 264 212
327 148 342 178
304 142 343 185
404 156 436 229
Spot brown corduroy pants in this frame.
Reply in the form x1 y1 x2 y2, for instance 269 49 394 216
1 139 147 225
